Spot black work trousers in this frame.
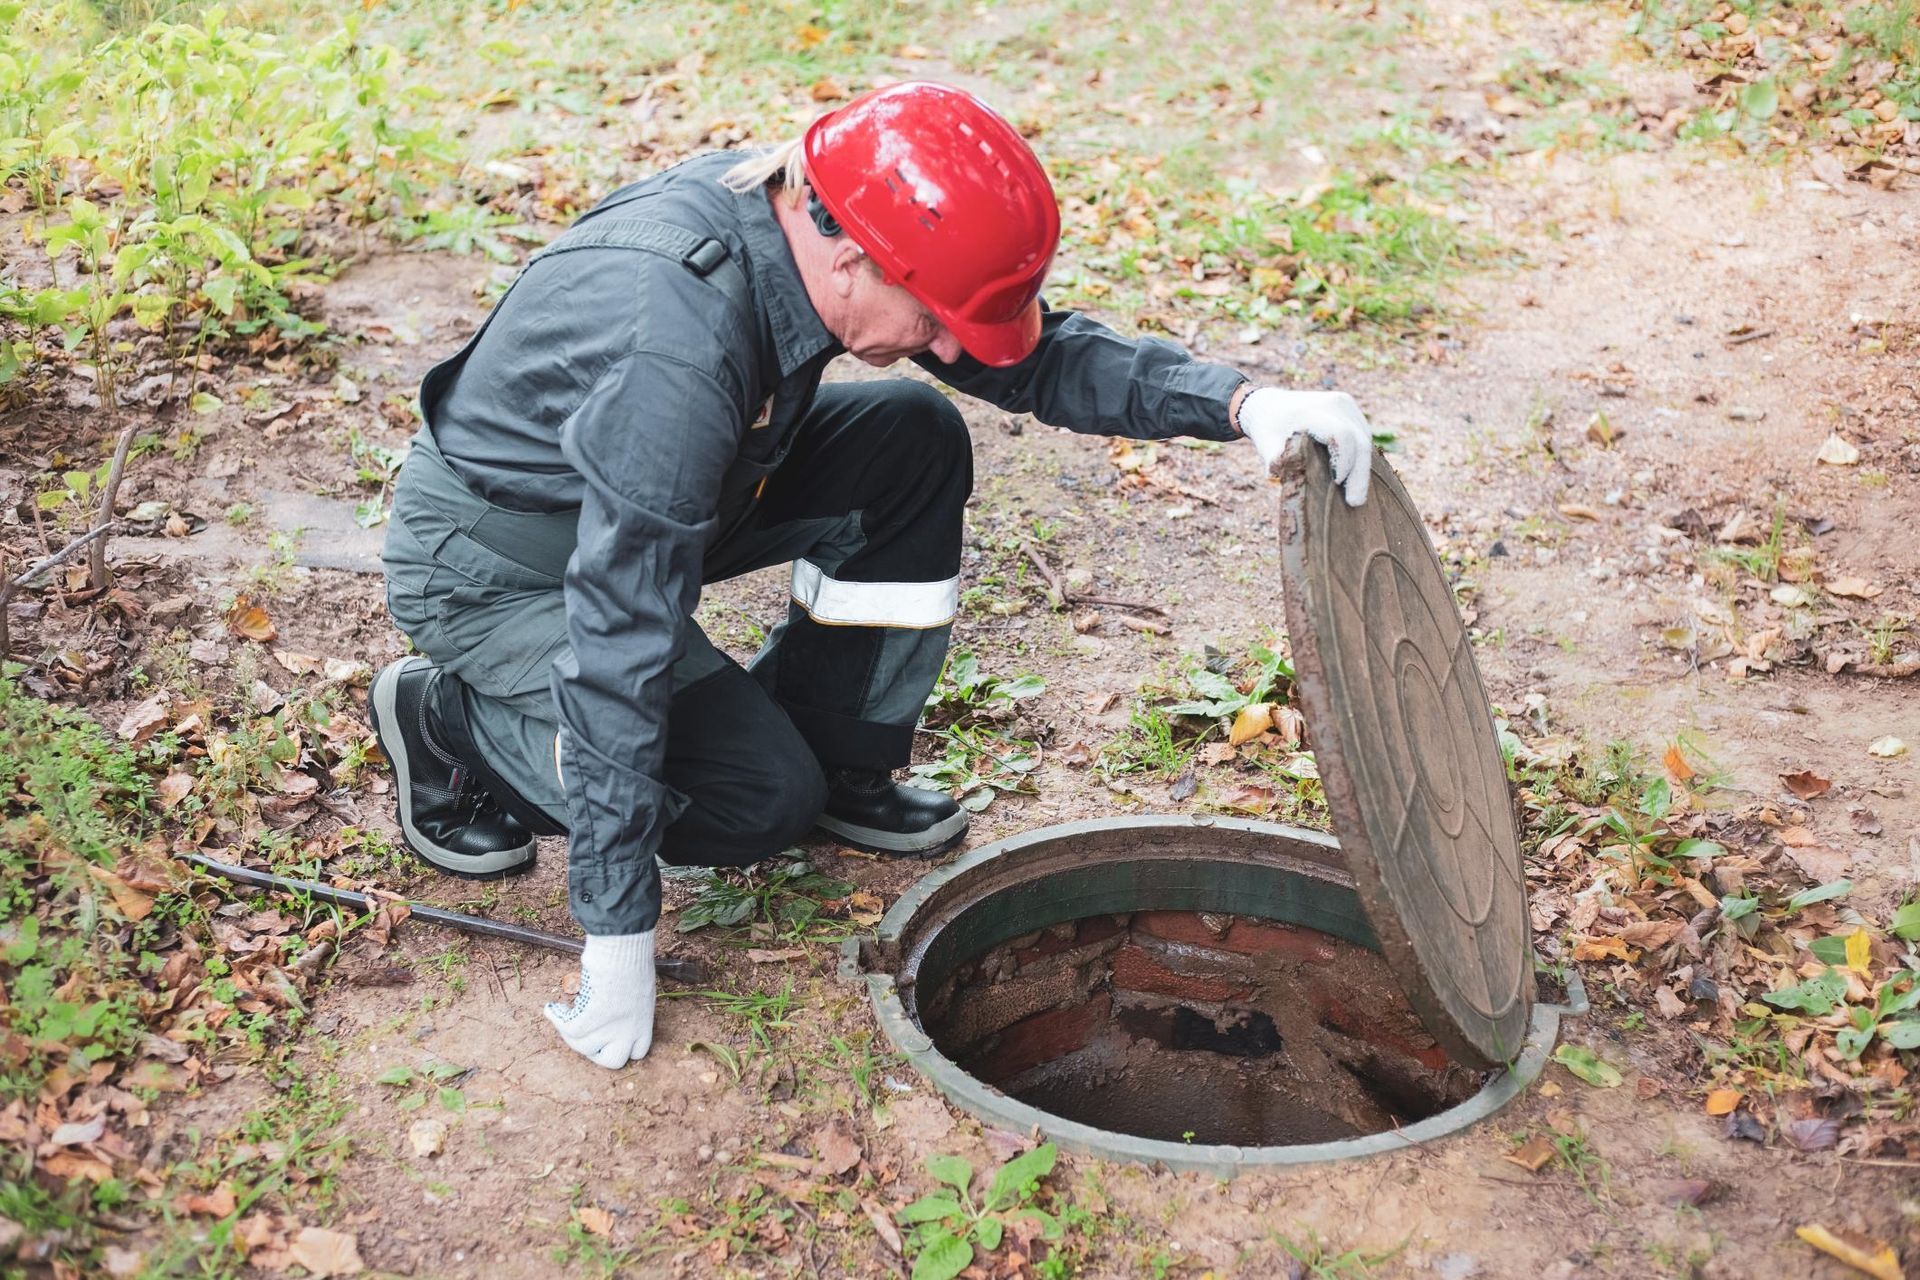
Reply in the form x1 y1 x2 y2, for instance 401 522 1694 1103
382 379 971 878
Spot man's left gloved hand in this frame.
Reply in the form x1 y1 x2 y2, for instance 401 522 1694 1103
1238 387 1376 507
545 932 656 1069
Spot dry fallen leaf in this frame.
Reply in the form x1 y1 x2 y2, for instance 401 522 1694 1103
117 693 170 745
1663 744 1695 784
1228 702 1274 746
225 596 278 643
1868 736 1908 759
1815 434 1861 466
288 1228 362 1274
1503 1135 1555 1171
746 947 807 964
181 1183 239 1217
1826 576 1884 600
156 771 195 808
1704 1089 1742 1116
1557 503 1602 522
1795 1225 1901 1280
407 1117 447 1159
814 1118 863 1176
574 1206 614 1238
1780 770 1832 800
1573 935 1634 962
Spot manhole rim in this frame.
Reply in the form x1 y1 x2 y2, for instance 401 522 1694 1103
847 815 1572 1174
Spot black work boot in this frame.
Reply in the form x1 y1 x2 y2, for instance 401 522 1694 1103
814 767 969 856
367 657 537 879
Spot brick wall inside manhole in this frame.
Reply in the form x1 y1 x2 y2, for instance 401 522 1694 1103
916 910 1480 1146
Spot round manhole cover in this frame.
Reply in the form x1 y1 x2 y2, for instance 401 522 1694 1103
1277 441 1533 1068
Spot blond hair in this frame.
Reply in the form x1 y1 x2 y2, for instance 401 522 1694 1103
721 137 807 201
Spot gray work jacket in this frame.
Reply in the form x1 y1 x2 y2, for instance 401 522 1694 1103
420 150 1249 935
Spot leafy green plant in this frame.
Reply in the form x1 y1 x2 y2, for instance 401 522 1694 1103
675 857 854 936
375 1060 471 1113
923 649 1046 724
1160 642 1291 720
899 1144 1064 1280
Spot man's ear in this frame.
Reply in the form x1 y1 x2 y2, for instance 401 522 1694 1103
827 239 865 299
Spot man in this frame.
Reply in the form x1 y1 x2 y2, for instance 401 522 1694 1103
369 81 1375 1071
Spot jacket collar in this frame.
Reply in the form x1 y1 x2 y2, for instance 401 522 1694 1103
730 180 838 377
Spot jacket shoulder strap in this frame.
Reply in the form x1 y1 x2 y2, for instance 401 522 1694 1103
529 218 748 314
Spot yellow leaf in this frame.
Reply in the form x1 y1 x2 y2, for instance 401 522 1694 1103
1704 1089 1742 1116
1845 927 1872 976
1228 703 1274 746
1795 1225 1901 1280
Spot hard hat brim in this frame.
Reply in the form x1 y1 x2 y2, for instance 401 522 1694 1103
945 297 1043 369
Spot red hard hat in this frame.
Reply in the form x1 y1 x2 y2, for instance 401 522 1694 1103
803 81 1060 368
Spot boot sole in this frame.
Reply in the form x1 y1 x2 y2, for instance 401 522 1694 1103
369 657 537 880
813 806 971 858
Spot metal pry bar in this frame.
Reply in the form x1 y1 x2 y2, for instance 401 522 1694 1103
181 853 709 984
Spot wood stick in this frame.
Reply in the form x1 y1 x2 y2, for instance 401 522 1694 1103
1019 540 1067 610
1073 596 1167 616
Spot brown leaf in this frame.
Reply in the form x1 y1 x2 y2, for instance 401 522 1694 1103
1663 745 1695 784
861 1198 902 1255
88 866 154 922
814 1118 863 1176
181 1182 238 1217
273 651 324 675
156 771 194 808
1557 503 1602 522
288 1227 364 1276
1617 919 1683 949
1784 844 1850 884
746 947 807 965
1849 807 1883 837
1660 1178 1720 1208
575 1206 614 1238
808 77 848 102
1826 576 1883 600
1503 1135 1555 1171
1573 935 1634 962
1704 1089 1742 1116
117 693 170 745
1200 741 1237 765
1780 770 1832 800
225 596 277 643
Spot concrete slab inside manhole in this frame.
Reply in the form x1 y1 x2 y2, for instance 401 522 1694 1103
845 817 1578 1173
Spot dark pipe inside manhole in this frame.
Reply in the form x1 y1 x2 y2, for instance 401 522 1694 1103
916 911 1480 1146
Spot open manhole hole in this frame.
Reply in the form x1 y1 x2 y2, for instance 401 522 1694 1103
845 817 1576 1171
847 443 1583 1170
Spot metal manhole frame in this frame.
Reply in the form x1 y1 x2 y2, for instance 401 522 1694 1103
843 816 1578 1175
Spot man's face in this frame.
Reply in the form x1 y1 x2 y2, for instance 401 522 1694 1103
840 264 966 367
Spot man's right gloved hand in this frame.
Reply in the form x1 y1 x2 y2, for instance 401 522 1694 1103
545 932 656 1069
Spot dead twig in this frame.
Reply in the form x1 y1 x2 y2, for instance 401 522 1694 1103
1117 614 1171 637
1725 327 1776 347
1073 596 1167 616
89 418 138 588
1019 539 1067 610
0 522 115 655
1019 540 1168 618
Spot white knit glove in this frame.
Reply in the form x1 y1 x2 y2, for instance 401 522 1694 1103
545 932 656 1069
1239 387 1375 507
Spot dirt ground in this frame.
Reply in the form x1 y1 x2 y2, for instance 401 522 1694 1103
8 0 1920 1275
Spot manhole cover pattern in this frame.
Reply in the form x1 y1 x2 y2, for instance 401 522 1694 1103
1279 442 1532 1067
